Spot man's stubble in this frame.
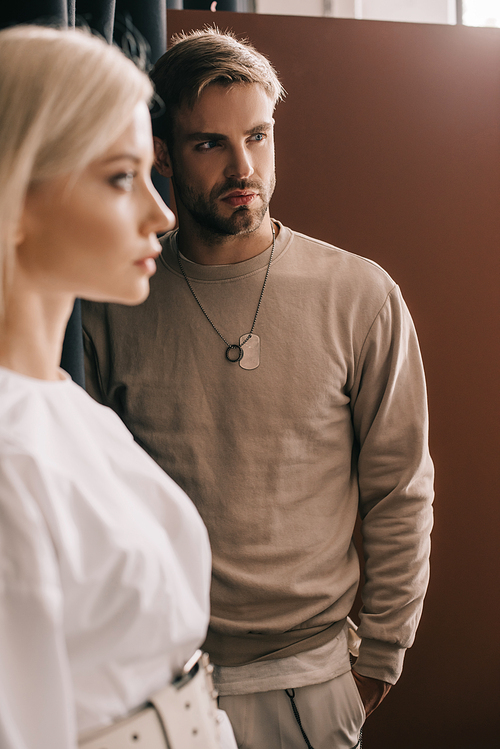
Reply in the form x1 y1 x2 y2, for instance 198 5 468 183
172 172 276 240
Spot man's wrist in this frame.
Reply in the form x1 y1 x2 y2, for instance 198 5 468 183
354 637 406 685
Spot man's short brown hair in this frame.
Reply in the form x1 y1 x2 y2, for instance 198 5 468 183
150 27 284 147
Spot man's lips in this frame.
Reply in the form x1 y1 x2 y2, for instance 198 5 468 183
220 190 257 207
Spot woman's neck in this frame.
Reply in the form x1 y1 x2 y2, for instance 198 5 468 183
0 270 74 381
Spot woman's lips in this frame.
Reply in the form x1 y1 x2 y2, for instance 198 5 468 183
135 253 159 275
135 258 157 275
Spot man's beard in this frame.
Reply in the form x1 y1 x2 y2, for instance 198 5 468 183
172 174 276 238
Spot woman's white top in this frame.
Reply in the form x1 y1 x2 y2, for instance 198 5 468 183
0 366 211 749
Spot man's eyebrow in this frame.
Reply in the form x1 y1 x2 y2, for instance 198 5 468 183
186 132 227 142
246 121 274 135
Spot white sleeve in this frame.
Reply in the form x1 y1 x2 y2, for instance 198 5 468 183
0 452 77 749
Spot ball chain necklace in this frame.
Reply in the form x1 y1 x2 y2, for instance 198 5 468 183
176 223 275 369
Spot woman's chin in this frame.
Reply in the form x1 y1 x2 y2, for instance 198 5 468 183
82 279 151 306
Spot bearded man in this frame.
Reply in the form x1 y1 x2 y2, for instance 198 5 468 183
82 28 434 749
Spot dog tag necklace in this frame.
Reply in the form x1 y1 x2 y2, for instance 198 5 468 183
176 224 275 369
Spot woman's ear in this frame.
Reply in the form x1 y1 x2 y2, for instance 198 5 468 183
153 137 173 178
14 223 25 247
16 187 42 248
15 199 32 249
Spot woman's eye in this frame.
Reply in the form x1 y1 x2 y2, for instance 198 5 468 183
110 171 135 191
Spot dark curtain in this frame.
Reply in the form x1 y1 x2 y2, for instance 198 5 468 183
0 2 167 63
0 1 168 387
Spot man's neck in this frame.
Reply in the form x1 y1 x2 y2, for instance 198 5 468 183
175 212 275 265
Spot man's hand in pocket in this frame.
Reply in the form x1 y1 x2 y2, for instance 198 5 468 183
352 671 391 718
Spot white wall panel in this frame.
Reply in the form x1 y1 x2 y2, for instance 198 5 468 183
256 0 457 23
256 0 324 15
361 0 455 23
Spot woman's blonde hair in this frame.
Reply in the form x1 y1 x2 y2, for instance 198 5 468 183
0 25 153 317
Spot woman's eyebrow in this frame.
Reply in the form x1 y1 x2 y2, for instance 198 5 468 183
99 152 142 164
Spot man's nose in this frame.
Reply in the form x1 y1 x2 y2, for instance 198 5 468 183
224 144 254 180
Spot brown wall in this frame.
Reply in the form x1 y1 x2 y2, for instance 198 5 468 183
168 10 500 747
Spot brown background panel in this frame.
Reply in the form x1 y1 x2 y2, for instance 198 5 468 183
168 10 500 747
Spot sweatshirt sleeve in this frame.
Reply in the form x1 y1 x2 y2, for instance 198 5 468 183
349 286 434 684
0 452 77 749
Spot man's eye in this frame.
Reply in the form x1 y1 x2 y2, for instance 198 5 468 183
110 172 135 191
197 141 218 151
252 133 265 142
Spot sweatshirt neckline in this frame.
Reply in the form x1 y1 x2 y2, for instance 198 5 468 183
159 221 292 282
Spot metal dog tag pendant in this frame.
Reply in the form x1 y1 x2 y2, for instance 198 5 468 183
239 334 260 370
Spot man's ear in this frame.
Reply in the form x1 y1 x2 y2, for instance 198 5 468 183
153 137 173 178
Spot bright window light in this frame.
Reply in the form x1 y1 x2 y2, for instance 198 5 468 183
463 0 500 27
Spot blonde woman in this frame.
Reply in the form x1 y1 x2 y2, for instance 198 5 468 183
0 26 235 749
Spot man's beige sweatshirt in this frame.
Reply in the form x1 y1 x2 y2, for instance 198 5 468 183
82 223 434 685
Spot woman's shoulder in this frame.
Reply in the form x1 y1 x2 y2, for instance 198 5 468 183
0 365 132 452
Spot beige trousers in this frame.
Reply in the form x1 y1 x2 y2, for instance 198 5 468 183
218 670 365 749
